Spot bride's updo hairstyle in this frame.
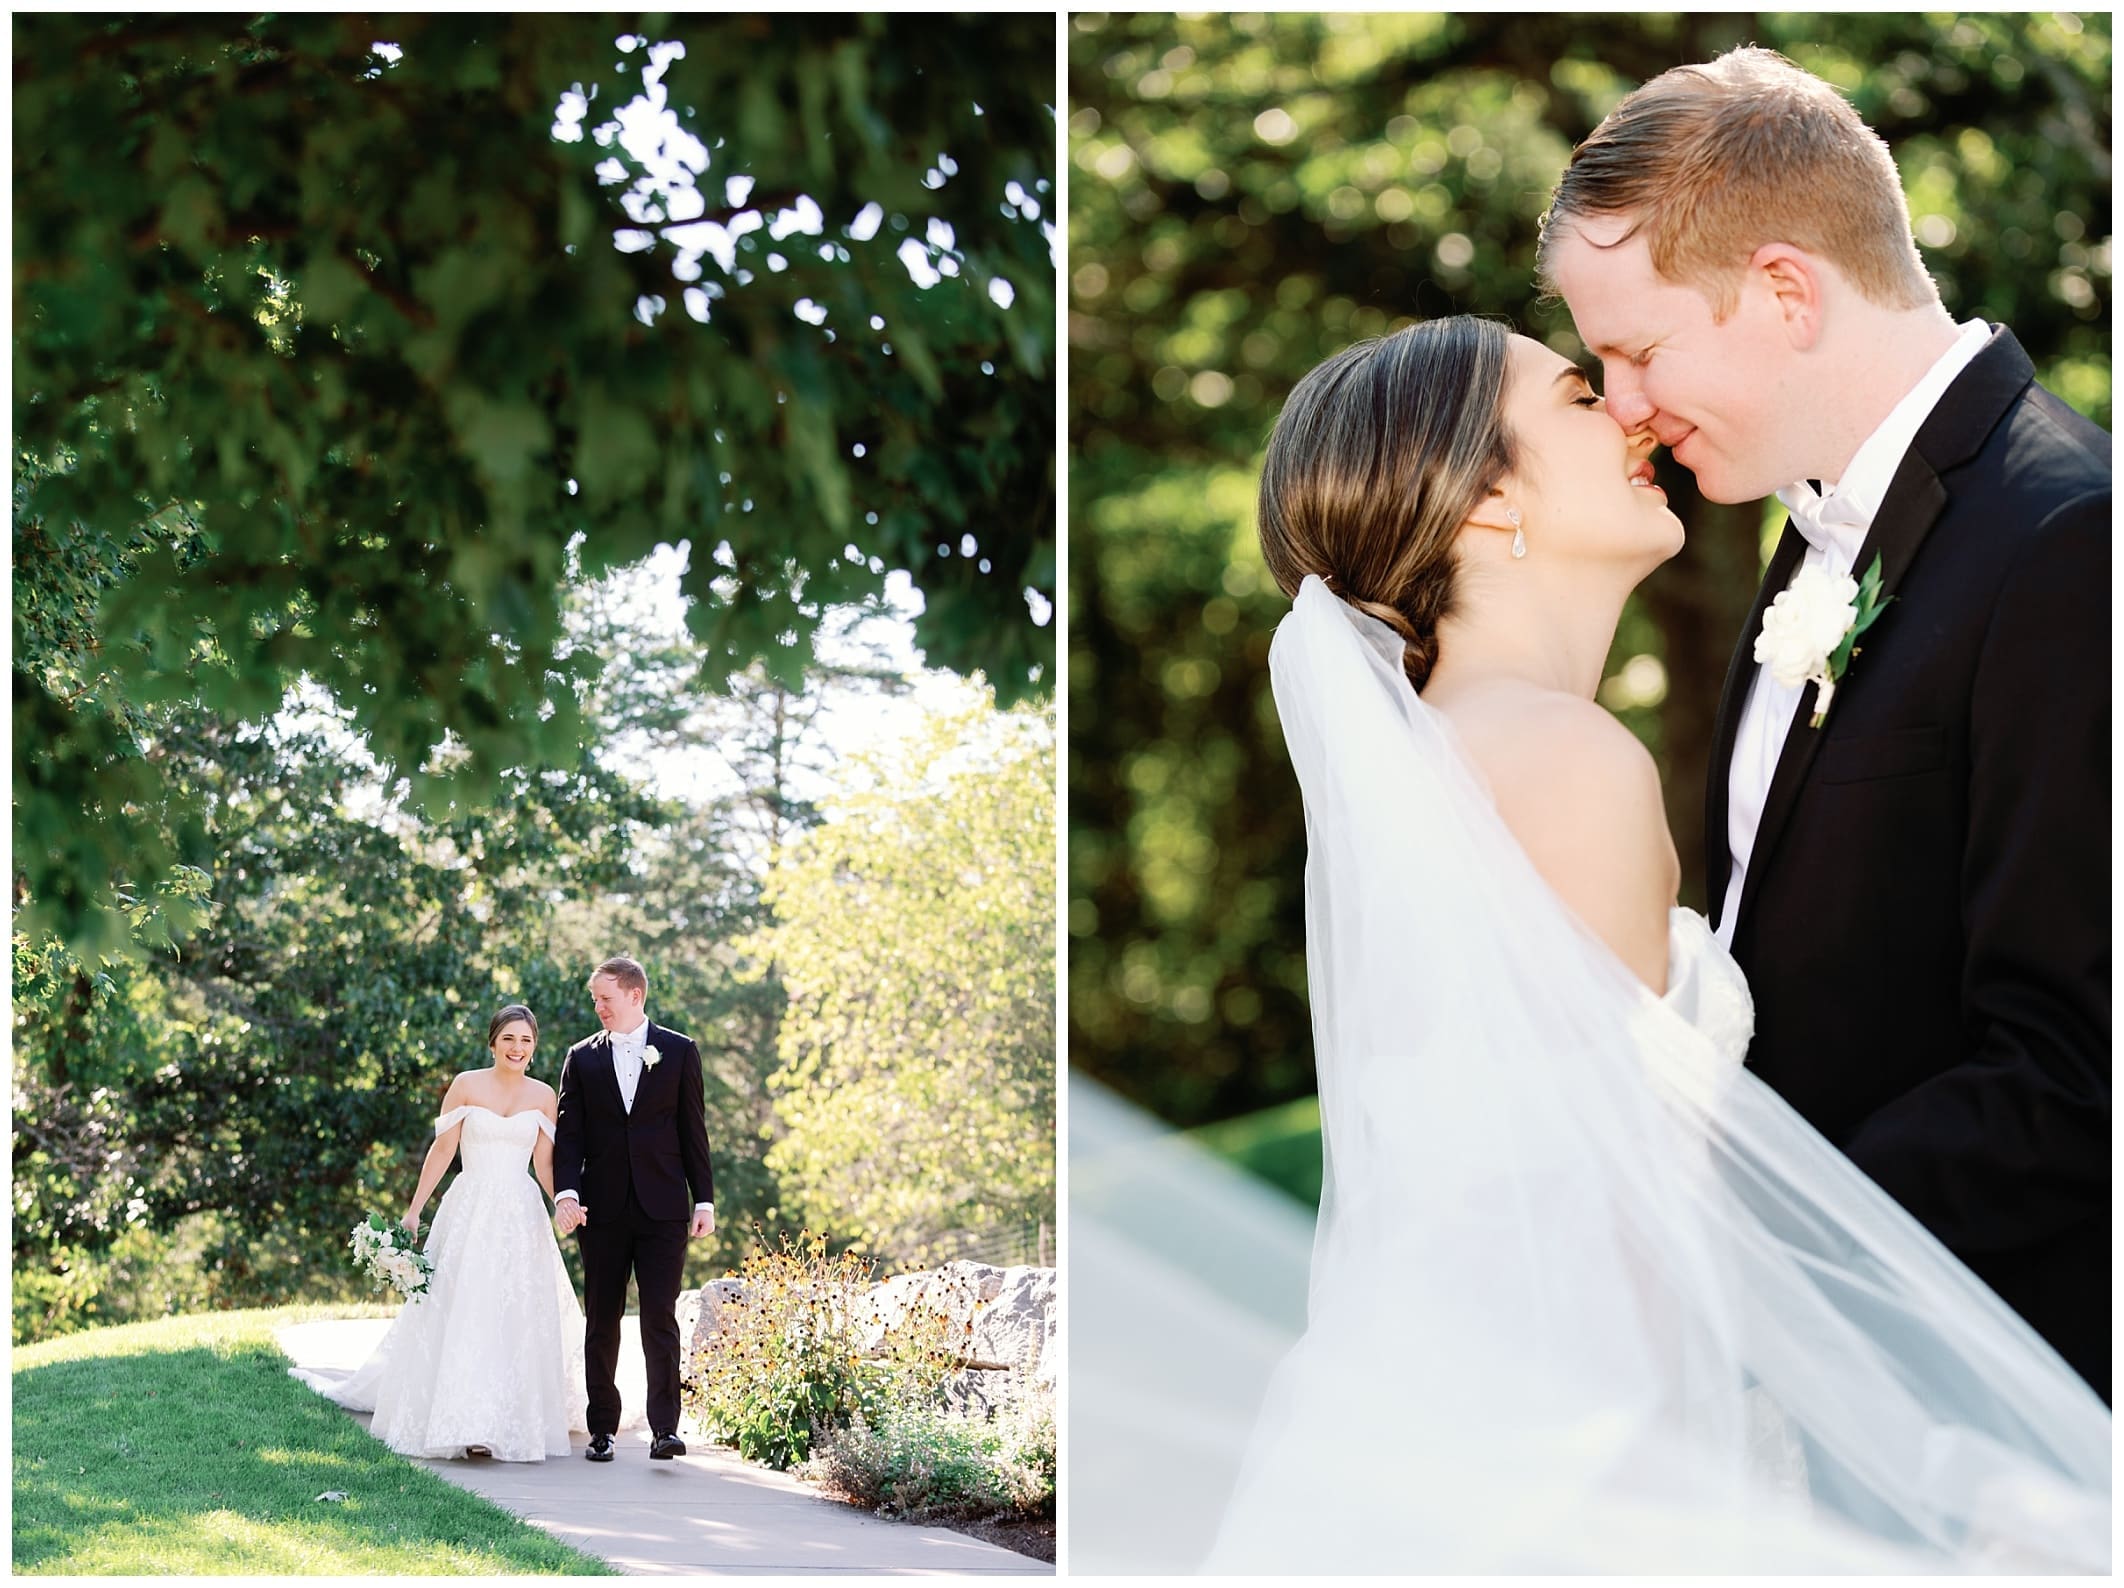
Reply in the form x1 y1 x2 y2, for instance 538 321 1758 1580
1257 316 1517 692
488 1004 539 1046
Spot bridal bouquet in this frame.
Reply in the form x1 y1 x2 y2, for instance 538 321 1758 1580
350 1214 433 1300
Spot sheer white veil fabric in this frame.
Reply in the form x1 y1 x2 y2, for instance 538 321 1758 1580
1070 576 2108 1573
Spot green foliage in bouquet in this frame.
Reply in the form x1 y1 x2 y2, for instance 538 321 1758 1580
349 1212 432 1299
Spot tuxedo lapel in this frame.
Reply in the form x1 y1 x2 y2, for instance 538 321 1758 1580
636 1023 665 1109
1735 465 1947 934
1726 327 2028 940
590 1033 626 1117
1706 523 1808 931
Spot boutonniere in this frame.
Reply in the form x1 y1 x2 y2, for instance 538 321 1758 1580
640 1046 661 1072
1754 554 1893 729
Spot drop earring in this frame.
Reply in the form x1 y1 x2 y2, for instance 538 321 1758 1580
1508 507 1526 560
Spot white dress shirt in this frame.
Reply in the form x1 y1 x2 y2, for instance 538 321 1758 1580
1714 320 1990 949
609 1018 651 1113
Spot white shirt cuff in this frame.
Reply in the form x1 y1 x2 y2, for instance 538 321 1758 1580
695 1202 714 1213
555 1190 580 1205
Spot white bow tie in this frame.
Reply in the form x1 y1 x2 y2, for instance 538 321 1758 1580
1782 485 1871 559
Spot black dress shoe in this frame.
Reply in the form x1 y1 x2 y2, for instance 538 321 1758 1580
649 1431 686 1460
586 1433 615 1462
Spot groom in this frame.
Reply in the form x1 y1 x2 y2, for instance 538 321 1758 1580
1542 47 2110 1399
553 955 718 1459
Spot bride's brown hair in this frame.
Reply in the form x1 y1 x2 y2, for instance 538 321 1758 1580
1257 316 1517 692
487 1004 539 1046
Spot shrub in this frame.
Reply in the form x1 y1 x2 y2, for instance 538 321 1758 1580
803 1387 1056 1521
12 1216 252 1346
857 1266 984 1400
685 1230 886 1468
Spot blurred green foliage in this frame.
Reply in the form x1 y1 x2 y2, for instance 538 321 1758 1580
15 12 1055 955
1187 1095 1325 1210
1067 12 2111 1127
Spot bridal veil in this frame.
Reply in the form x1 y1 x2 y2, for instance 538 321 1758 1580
1071 575 2108 1573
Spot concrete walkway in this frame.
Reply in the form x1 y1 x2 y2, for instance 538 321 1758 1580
276 1317 1048 1576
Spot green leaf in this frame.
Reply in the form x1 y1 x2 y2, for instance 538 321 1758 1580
1850 599 1892 639
573 396 659 499
298 256 369 325
785 407 852 534
891 324 946 403
454 397 554 484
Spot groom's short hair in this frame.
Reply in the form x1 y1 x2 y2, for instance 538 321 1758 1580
1538 46 1936 317
592 955 648 996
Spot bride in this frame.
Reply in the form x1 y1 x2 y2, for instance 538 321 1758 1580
1072 317 2108 1572
292 1004 590 1461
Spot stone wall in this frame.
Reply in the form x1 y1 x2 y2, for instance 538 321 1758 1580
678 1260 1057 1411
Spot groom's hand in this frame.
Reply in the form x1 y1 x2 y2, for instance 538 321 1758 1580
554 1201 586 1235
688 1207 714 1240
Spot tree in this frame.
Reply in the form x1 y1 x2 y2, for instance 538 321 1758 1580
743 696 1056 1266
1066 12 2111 1125
546 583 919 1286
15 13 1055 954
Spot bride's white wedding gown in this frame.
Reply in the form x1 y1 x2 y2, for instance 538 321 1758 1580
293 1106 590 1461
1072 576 2108 1573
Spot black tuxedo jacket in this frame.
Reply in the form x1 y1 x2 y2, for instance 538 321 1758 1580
1706 326 2110 1399
552 1021 716 1223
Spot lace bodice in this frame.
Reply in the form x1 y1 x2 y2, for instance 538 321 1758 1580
1659 907 1755 1066
435 1105 554 1179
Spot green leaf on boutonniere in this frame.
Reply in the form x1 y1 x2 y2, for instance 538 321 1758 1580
1827 554 1894 678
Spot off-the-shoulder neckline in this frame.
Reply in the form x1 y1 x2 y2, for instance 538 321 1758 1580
437 1103 552 1124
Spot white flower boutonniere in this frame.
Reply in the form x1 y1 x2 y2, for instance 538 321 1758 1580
640 1047 661 1072
1753 554 1893 728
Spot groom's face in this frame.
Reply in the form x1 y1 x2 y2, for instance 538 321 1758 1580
589 973 645 1031
1546 216 1805 504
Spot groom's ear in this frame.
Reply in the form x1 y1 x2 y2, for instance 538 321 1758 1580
1747 243 1824 350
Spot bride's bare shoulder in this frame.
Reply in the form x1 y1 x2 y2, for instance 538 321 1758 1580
1443 687 1655 800
1439 685 1677 986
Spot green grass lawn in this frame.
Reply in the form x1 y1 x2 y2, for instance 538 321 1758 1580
1189 1094 1325 1208
13 1305 615 1575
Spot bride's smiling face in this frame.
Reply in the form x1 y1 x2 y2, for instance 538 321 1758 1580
1492 334 1682 571
491 1019 536 1072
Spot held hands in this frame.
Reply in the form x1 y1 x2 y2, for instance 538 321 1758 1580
548 1200 701 1236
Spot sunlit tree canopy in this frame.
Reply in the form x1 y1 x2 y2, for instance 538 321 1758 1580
16 12 1056 954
